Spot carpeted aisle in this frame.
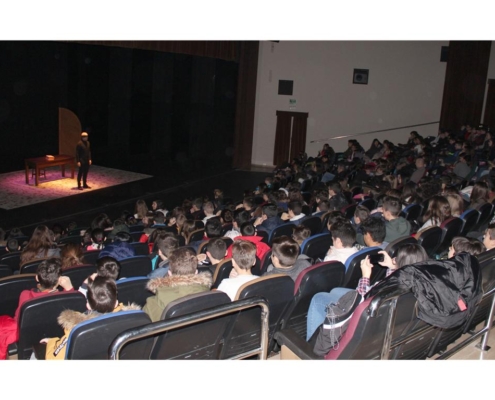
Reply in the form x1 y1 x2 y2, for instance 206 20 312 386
0 165 152 210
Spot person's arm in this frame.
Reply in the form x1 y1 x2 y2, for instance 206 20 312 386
88 142 92 165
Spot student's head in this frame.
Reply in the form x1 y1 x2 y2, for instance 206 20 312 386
134 199 148 219
86 276 118 313
445 193 464 217
240 222 256 237
181 220 197 238
382 196 402 220
36 258 62 290
423 195 451 225
90 228 105 248
415 157 425 168
95 256 121 280
330 221 356 248
271 236 300 267
484 223 495 250
327 211 347 231
220 208 233 224
156 235 179 259
152 200 164 211
449 237 486 258
242 197 254 210
395 244 429 268
191 198 203 212
292 225 311 246
205 217 223 238
203 201 215 215
7 238 20 252
288 201 302 217
328 182 342 196
233 209 252 228
317 199 330 213
354 205 370 225
360 217 386 246
114 231 131 243
169 247 198 275
153 212 166 225
262 204 278 219
231 240 257 270
206 238 227 262
60 242 84 270
470 182 490 204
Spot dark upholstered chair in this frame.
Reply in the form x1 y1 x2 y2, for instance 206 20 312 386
384 236 418 259
300 216 324 236
268 223 296 246
10 291 87 360
118 256 152 278
416 227 443 258
0 274 37 317
343 247 383 289
436 217 464 256
61 264 97 290
459 209 480 237
131 242 149 256
400 203 423 223
116 277 153 308
211 258 233 290
0 251 22 273
300 233 333 262
65 310 153 359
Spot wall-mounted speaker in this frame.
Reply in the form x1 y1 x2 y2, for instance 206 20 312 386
278 80 293 95
353 69 369 85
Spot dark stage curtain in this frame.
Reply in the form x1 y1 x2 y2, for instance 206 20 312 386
440 41 491 130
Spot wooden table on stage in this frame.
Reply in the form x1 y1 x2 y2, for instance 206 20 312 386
25 155 75 186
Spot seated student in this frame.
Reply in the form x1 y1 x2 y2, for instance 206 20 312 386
106 219 130 241
226 222 270 260
417 195 451 232
312 198 330 217
483 223 495 250
291 225 311 247
202 201 217 225
306 243 429 340
217 240 259 301
352 205 370 234
253 203 284 235
97 231 135 261
189 198 205 221
327 182 348 211
79 256 121 297
197 237 227 275
86 228 105 251
321 211 347 234
356 216 388 248
448 237 486 258
224 209 251 240
0 258 74 359
280 200 306 224
147 235 180 279
323 221 360 264
263 236 311 281
188 217 223 253
143 247 212 322
382 196 411 242
40 276 140 360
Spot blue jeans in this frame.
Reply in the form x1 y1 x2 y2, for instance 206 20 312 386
306 287 353 340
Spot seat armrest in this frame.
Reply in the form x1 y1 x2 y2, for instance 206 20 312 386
7 342 18 356
274 329 322 360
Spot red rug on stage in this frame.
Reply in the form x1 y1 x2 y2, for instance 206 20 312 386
0 165 152 210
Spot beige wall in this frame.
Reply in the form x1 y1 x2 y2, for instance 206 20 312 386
252 41 449 166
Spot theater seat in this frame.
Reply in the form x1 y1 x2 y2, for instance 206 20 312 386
343 247 383 289
0 274 37 317
416 227 443 258
118 256 152 278
116 277 153 308
61 264 97 290
384 236 418 258
300 233 333 262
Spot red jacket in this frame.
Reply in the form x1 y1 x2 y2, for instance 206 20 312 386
226 235 270 260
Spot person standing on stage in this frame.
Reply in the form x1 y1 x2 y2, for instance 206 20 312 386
76 131 92 190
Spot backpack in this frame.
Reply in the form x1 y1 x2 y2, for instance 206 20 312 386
313 290 362 357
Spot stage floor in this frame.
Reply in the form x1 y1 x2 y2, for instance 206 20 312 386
0 165 153 210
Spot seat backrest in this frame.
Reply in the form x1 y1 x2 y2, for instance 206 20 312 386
65 310 153 359
259 250 272 275
211 258 233 289
197 239 210 255
341 204 357 220
343 247 382 289
460 209 480 236
477 203 494 228
400 203 423 222
0 274 37 317
131 242 149 256
281 261 346 338
0 251 22 273
17 291 87 360
130 231 144 242
118 256 152 278
61 264 97 290
384 236 418 258
20 258 51 275
0 264 12 279
300 233 333 261
160 291 232 320
300 216 323 236
256 230 269 245
416 226 443 258
359 198 377 212
57 235 83 246
188 229 205 243
81 250 101 266
268 223 296 245
116 277 153 308
436 217 464 256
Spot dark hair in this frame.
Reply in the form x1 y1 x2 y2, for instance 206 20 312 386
486 223 495 240
272 236 300 267
354 205 370 223
292 225 311 245
20 225 56 264
60 242 84 270
114 232 131 243
288 200 303 216
220 208 233 224
423 195 451 226
240 222 256 237
382 196 402 217
262 204 278 218
470 182 489 206
37 258 62 290
90 228 106 249
242 197 255 209
317 199 330 212
169 247 198 275
395 244 429 268
330 221 356 248
153 200 164 210
234 209 252 226
327 211 347 229
360 217 386 244
451 237 485 256
91 213 113 230
95 256 121 280
328 182 342 194
86 276 118 313
156 235 179 258
207 238 227 261
232 240 257 270
205 217 223 238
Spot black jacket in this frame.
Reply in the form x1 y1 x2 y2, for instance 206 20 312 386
367 252 482 329
76 140 91 164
